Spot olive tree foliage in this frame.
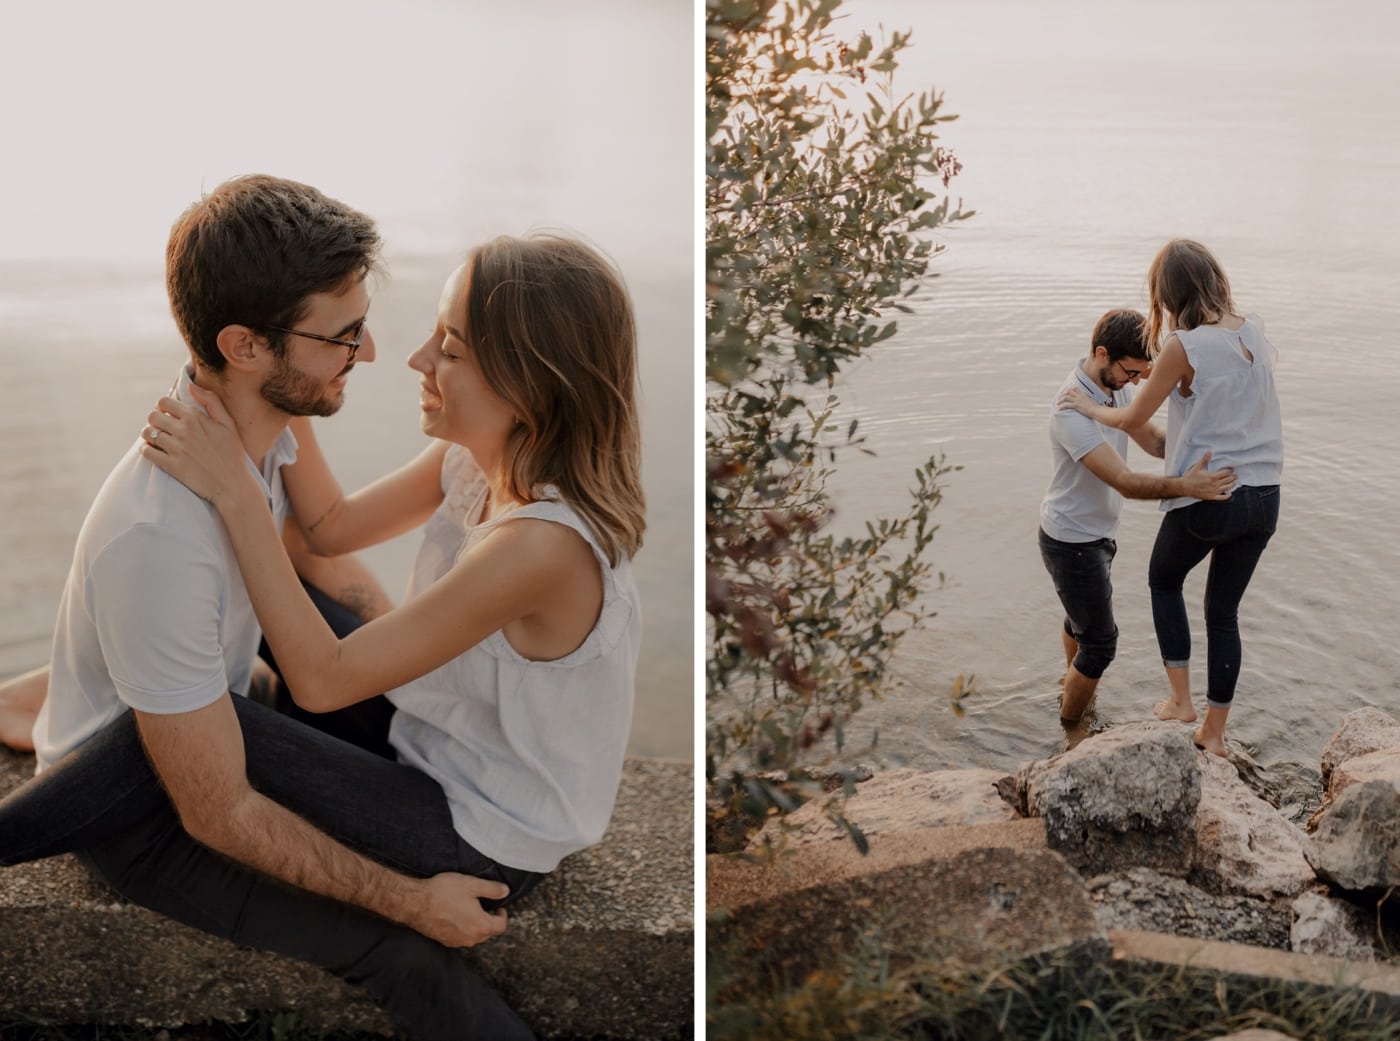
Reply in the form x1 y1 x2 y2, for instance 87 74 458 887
706 0 971 852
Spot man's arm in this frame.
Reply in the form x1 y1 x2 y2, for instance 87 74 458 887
1128 421 1167 460
135 694 508 948
282 418 447 556
1079 443 1234 501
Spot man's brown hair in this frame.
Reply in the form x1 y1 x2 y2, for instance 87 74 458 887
166 175 382 372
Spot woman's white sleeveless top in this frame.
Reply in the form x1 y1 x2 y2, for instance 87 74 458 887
387 446 641 872
1161 314 1284 512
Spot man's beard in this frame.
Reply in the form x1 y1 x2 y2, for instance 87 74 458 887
1099 363 1124 392
261 352 347 418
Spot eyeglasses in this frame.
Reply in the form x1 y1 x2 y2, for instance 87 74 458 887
266 317 368 362
1115 359 1146 381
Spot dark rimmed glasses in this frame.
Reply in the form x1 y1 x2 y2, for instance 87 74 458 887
266 317 368 362
1115 358 1146 381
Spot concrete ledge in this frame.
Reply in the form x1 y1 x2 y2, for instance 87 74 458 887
1110 927 1400 1011
0 749 694 1040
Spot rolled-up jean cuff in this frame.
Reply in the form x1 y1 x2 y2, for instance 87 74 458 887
1162 658 1190 670
1206 696 1234 709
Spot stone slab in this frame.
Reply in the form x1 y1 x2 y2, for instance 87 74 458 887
710 833 1106 998
750 767 1018 848
709 818 1048 912
0 750 694 1040
1110 928 1400 1012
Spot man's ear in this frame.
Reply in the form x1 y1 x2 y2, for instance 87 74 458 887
1091 344 1109 363
215 325 265 373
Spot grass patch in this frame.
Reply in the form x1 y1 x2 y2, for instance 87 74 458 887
709 940 1400 1041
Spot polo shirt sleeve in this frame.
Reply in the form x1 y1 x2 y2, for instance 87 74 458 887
86 522 230 715
1050 407 1107 463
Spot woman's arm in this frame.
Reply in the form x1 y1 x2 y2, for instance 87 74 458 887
283 417 448 556
1056 335 1193 431
143 391 589 711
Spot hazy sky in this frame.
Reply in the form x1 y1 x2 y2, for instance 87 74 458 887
0 0 692 266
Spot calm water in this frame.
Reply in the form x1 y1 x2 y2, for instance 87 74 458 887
0 0 692 759
821 0 1400 773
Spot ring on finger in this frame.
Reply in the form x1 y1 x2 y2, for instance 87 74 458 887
146 426 159 441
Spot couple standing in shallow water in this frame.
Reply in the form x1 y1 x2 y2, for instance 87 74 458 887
1040 239 1284 756
0 174 644 1041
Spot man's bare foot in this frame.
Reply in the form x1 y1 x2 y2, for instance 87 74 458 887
0 704 37 751
0 666 47 751
1153 698 1198 723
1192 726 1228 757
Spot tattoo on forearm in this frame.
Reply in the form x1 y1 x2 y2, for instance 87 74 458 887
306 495 344 535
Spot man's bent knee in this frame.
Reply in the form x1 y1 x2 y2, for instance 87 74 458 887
1072 634 1117 679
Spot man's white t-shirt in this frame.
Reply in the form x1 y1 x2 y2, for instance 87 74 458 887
33 366 297 769
1039 365 1133 543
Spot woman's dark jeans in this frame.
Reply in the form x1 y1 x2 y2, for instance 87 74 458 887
1149 485 1280 708
0 583 543 1041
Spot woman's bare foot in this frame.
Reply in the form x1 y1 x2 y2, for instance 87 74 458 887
1153 698 1197 723
1192 705 1231 758
1192 726 1228 757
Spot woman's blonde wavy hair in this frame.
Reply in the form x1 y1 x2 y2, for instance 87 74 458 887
1145 239 1237 356
463 234 644 566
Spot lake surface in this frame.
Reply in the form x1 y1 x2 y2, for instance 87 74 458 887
0 0 693 759
819 0 1400 773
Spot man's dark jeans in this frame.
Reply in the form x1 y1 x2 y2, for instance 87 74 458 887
0 585 542 1041
1038 527 1119 680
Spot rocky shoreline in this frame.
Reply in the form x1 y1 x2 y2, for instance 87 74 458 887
720 706 1400 966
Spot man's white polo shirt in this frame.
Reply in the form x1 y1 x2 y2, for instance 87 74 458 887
1039 365 1133 544
33 366 298 769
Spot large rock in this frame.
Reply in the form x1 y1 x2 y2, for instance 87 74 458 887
1290 890 1376 960
1000 722 1200 875
0 750 693 1040
710 827 1107 1001
752 767 1018 849
1319 707 1400 786
1191 752 1316 899
1308 774 1400 892
1328 746 1400 801
1226 749 1323 829
1087 867 1290 949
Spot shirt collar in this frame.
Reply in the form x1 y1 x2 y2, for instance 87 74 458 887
172 365 299 500
1074 365 1116 407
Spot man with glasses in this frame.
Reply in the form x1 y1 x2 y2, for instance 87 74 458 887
1040 308 1236 722
0 175 533 1040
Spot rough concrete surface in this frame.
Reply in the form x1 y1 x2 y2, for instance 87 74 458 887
0 749 694 1040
